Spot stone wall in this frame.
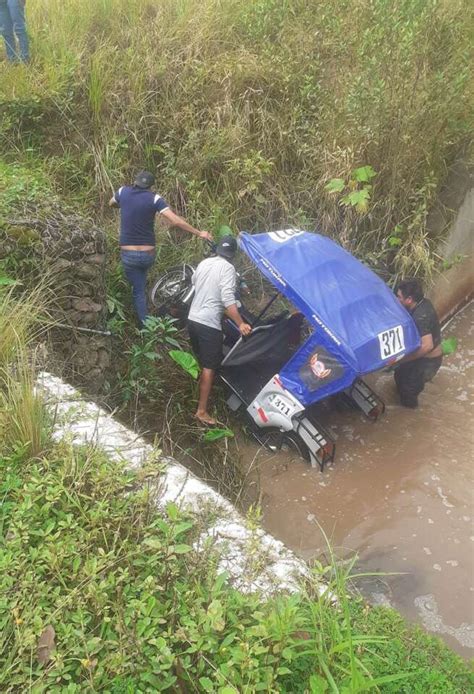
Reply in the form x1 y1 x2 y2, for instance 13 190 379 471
0 206 111 392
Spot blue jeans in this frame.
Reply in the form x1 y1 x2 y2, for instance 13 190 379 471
0 0 29 62
120 249 155 328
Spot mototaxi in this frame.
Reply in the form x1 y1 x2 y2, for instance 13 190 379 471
219 229 420 470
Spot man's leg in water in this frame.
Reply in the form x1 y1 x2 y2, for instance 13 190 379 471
394 360 425 408
196 368 216 424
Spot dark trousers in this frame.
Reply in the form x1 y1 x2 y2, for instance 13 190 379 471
120 249 155 327
394 356 442 408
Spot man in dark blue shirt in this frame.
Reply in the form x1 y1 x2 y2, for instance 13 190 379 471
109 171 211 327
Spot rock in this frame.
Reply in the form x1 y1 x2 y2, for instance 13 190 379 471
76 263 101 280
97 349 111 369
72 298 103 313
51 258 73 273
86 253 106 266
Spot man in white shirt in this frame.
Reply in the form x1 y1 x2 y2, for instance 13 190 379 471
188 236 252 425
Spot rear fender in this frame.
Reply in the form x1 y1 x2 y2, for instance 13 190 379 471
246 374 304 429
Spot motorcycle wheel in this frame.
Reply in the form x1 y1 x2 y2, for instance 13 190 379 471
149 265 194 318
255 427 311 463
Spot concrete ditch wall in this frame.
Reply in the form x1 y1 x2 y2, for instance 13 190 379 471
428 164 474 320
37 371 311 595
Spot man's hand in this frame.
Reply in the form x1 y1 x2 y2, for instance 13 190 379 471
199 230 212 241
239 322 252 337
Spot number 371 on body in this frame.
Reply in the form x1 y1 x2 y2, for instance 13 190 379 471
378 325 405 359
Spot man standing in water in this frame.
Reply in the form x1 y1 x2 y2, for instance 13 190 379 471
0 0 30 63
188 236 252 425
395 278 442 408
110 171 211 328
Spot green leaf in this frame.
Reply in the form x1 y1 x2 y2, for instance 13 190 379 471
388 236 402 247
173 544 192 554
199 677 214 692
0 275 16 286
143 537 162 550
353 165 377 182
309 674 328 693
442 336 458 356
203 427 234 442
166 502 179 521
341 188 371 213
325 178 345 193
169 350 200 379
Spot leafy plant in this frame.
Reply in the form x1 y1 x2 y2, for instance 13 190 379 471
203 427 234 442
169 349 200 380
119 316 181 403
325 166 377 215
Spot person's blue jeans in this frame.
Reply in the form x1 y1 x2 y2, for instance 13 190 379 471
120 249 155 328
0 0 29 62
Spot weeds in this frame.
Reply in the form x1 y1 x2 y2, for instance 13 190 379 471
0 0 471 278
118 316 181 405
1 442 472 692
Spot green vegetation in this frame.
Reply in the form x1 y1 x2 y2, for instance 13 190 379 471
1 2 473 689
1 0 472 279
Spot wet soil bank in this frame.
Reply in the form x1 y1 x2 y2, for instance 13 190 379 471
252 302 473 657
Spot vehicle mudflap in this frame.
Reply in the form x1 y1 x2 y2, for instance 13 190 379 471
292 414 335 471
343 377 385 421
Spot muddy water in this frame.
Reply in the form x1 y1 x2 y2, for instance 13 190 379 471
251 302 474 657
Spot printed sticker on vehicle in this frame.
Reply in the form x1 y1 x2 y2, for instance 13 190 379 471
268 229 304 243
378 325 405 359
269 394 297 418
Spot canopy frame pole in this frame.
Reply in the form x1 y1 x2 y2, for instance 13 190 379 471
250 292 280 328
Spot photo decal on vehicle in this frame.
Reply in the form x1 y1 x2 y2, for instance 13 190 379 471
299 346 345 391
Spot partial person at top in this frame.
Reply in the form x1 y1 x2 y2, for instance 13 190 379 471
0 0 30 63
109 170 211 328
394 278 442 408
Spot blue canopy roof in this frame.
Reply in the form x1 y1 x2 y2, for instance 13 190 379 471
239 230 420 404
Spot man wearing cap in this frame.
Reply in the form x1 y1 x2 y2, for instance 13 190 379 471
188 236 252 425
110 171 211 327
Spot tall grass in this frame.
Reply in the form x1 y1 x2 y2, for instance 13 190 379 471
0 286 51 459
0 0 471 277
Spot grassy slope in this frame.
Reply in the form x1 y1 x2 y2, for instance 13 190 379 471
1 438 473 692
0 0 472 279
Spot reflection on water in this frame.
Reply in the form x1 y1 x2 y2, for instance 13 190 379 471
250 301 474 657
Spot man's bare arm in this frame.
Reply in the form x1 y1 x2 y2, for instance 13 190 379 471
161 208 211 240
399 333 434 363
225 304 252 336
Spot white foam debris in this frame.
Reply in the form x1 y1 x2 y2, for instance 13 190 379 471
36 372 310 595
436 487 455 509
414 594 474 649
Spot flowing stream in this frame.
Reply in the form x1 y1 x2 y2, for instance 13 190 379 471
245 301 473 657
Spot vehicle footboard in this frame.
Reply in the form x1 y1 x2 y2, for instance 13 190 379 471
292 414 335 471
344 377 385 420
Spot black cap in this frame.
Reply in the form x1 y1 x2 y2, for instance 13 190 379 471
134 170 155 189
216 235 237 259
